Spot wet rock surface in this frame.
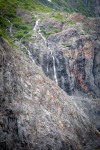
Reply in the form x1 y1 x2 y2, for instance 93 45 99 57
25 14 100 98
0 37 100 150
0 10 100 150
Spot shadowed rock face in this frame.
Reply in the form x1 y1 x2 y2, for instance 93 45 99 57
18 13 100 137
0 6 100 149
26 15 100 98
0 37 100 150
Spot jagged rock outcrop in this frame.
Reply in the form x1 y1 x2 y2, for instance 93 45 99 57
0 0 100 148
24 13 100 98
0 37 100 150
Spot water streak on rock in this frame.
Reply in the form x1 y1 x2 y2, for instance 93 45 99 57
20 38 35 64
33 16 58 84
7 19 12 35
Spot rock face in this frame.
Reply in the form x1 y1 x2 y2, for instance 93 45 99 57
0 5 100 149
24 14 100 98
0 37 100 150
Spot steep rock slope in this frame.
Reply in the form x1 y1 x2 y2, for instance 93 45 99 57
22 13 100 98
0 37 100 150
0 1 100 150
13 8 100 129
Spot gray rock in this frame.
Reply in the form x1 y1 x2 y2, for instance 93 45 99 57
0 37 100 150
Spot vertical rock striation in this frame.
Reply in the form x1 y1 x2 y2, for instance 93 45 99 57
25 15 100 98
0 37 100 150
0 3 100 149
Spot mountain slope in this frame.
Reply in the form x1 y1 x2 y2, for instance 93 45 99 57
0 37 100 150
0 0 100 150
39 0 100 17
18 11 100 98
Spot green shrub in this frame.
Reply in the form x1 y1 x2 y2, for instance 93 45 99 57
14 30 26 39
0 0 51 39
0 15 8 27
41 27 60 38
52 13 64 21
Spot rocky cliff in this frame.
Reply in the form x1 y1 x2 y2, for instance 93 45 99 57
0 0 100 150
21 12 100 99
0 36 100 150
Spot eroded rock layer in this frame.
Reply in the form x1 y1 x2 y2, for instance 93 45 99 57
24 14 100 98
0 37 100 150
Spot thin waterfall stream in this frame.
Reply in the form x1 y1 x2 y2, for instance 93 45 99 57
18 18 43 64
34 16 58 85
20 38 35 64
52 54 58 85
6 16 59 86
6 18 12 35
18 15 58 85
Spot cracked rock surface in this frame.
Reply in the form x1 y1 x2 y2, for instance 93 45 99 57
0 10 100 150
0 37 100 150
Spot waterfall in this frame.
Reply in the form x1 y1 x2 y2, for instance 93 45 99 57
33 17 47 45
46 54 49 73
50 50 58 85
7 19 12 35
34 16 49 73
26 49 35 64
33 16 58 85
19 16 47 65
33 18 40 31
39 29 47 45
20 38 34 64
52 54 58 85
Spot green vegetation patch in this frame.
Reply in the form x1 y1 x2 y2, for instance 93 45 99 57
0 0 17 38
52 13 64 21
65 20 76 26
0 0 52 39
76 0 95 17
41 25 60 38
13 17 33 39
